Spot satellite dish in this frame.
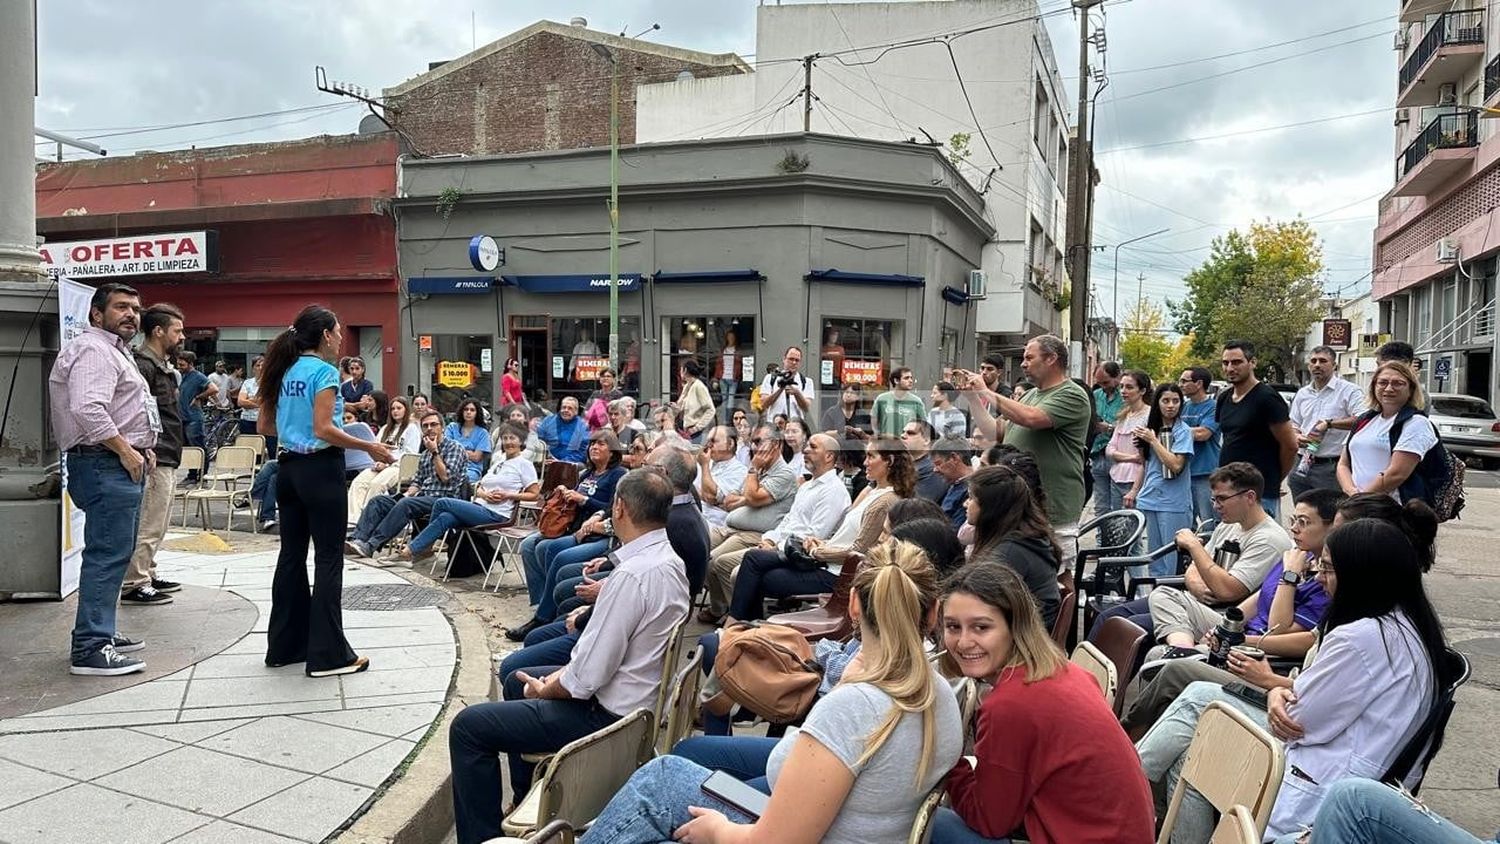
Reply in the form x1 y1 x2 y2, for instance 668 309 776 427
676 69 695 82
358 113 388 135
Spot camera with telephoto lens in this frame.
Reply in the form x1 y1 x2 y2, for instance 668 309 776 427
774 369 799 389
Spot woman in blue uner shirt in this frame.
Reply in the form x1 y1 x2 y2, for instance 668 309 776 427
445 397 492 483
1124 383 1196 575
258 306 395 678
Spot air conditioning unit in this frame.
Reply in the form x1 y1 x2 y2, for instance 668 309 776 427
1436 237 1460 263
1394 31 1409 51
1395 108 1411 125
1439 83 1458 105
967 269 988 300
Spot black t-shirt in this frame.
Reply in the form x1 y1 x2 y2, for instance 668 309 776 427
1216 382 1290 492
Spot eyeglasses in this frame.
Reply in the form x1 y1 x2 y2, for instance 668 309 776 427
1309 561 1333 574
1289 515 1316 528
1374 379 1410 390
1210 489 1253 505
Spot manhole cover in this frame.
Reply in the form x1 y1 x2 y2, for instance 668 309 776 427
342 584 447 611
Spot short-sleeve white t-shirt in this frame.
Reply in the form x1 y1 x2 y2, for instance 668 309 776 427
1348 413 1439 498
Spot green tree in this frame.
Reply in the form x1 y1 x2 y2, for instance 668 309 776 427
1168 220 1325 379
1119 299 1173 381
1160 333 1212 384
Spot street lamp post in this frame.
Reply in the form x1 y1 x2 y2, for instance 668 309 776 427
1112 227 1170 352
592 43 621 371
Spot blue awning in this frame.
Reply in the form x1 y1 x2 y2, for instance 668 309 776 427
804 269 925 287
408 276 495 295
500 273 643 294
652 269 764 284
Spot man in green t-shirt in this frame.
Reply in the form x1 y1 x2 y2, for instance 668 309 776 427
871 367 927 437
964 335 1091 570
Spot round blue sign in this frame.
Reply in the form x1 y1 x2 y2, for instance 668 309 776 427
468 235 501 272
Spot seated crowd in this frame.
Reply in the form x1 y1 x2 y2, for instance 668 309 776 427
307 340 1460 844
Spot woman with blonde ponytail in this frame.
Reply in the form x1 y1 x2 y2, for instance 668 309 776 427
933 563 1154 844
581 541 963 844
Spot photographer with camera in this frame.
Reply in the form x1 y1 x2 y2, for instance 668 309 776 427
759 346 815 421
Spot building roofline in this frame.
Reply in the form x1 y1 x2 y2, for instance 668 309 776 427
384 20 752 98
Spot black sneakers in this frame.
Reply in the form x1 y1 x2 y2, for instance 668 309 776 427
121 585 173 605
151 578 182 593
70 644 146 676
110 633 145 653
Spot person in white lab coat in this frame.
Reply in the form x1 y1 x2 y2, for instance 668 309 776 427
1138 518 1449 843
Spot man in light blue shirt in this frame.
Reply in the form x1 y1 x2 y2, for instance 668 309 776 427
1177 366 1220 526
537 396 588 463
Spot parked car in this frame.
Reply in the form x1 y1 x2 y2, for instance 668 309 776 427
1428 392 1500 468
1266 382 1299 407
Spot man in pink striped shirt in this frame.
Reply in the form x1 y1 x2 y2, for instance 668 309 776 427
49 282 158 676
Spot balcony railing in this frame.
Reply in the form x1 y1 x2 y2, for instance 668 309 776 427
1400 10 1485 92
1397 110 1479 182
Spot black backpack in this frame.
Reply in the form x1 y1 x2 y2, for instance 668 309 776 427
1352 409 1465 521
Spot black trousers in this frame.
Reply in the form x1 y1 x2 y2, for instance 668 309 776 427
267 447 357 672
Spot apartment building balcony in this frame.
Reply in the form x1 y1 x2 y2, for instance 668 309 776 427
1402 0 1458 23
1393 110 1479 197
1397 10 1485 109
1485 53 1500 109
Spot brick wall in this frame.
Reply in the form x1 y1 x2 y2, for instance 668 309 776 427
390 31 744 156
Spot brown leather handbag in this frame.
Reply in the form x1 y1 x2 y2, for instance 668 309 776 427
536 487 578 538
708 621 823 724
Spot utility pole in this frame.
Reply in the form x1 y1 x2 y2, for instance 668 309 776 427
591 43 622 370
1066 0 1103 361
1112 227 1169 332
802 54 815 131
1136 272 1145 313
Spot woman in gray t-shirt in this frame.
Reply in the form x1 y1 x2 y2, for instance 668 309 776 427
579 541 962 844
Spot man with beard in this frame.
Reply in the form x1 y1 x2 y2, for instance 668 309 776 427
122 303 188 605
49 283 158 675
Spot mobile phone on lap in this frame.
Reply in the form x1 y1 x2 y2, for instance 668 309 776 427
701 770 770 820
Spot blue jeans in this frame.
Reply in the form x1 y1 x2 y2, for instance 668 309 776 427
1090 456 1114 518
352 493 438 548
65 451 145 662
931 808 1010 844
580 755 761 844
1189 475 1214 529
451 697 621 844
519 531 547 604
409 498 507 554
535 537 611 621
497 622 579 700
696 631 731 736
1088 596 1153 643
672 735 777 790
252 460 279 521
1270 778 1494 844
554 566 614 619
720 379 738 420
1142 509 1194 576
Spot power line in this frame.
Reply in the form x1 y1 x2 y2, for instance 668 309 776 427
943 40 1002 170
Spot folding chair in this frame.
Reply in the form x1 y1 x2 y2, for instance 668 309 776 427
1072 509 1146 634
1069 640 1118 709
907 787 946 844
657 645 704 755
766 553 862 642
1091 616 1151 716
173 446 207 527
1380 646 1472 793
396 453 421 487
1157 701 1285 843
233 433 267 465
185 446 259 533
1051 579 1077 649
500 709 655 837
1210 805 1259 844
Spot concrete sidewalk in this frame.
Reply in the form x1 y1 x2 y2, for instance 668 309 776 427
0 538 457 844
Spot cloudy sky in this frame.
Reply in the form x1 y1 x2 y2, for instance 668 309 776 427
33 0 1391 319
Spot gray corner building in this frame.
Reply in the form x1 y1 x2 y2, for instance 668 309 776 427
395 132 995 416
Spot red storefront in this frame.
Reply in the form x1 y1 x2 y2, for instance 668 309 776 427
34 133 401 393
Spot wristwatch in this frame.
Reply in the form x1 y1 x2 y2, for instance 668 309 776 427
1279 569 1303 587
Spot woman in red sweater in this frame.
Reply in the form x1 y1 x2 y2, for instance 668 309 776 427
936 564 1155 844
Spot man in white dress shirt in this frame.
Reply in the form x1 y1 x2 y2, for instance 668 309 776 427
447 468 689 844
1287 345 1366 497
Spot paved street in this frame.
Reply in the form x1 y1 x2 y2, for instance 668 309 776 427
0 537 455 844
